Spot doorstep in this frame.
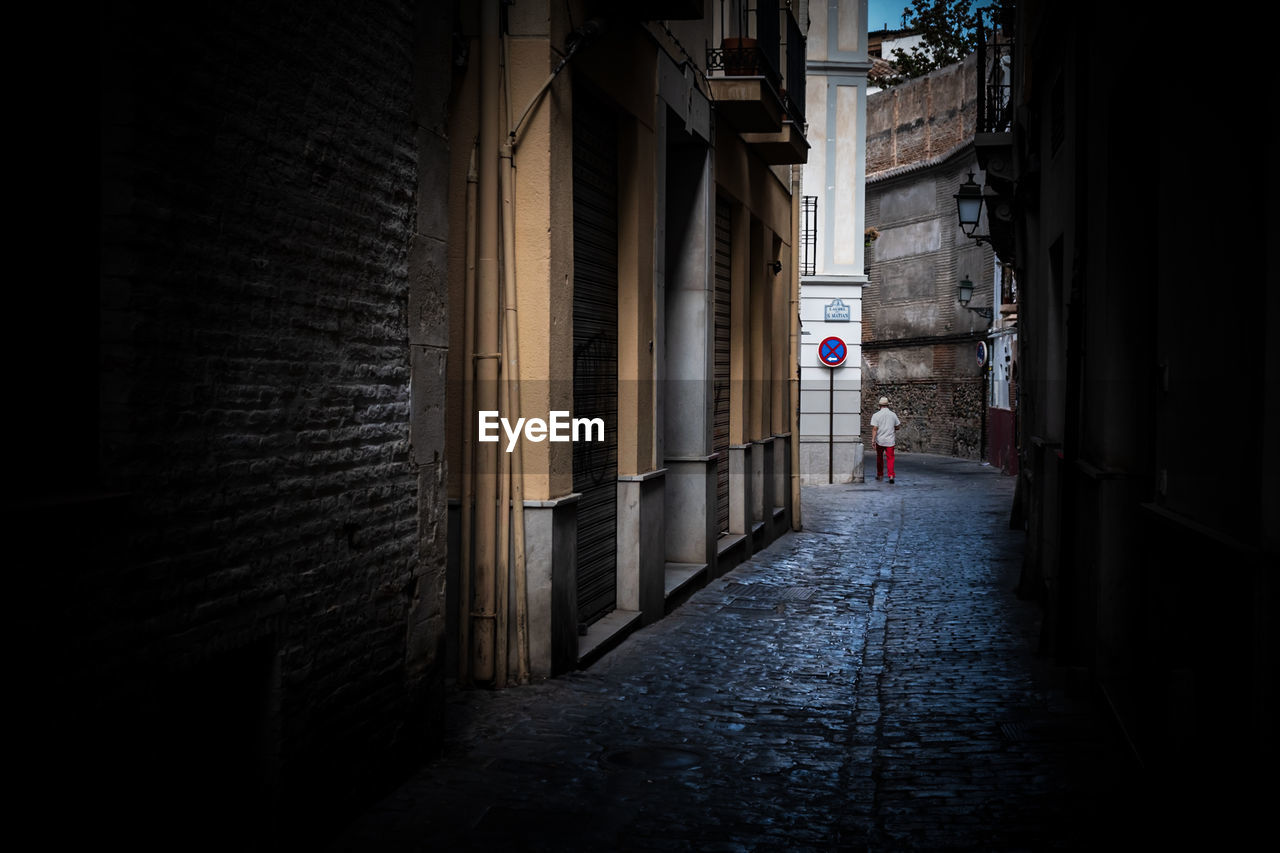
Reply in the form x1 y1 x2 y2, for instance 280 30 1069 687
576 609 642 669
716 532 749 575
664 562 708 614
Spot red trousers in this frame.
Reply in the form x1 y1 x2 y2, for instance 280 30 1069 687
875 443 895 479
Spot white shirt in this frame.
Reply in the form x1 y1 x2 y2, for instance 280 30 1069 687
870 407 900 446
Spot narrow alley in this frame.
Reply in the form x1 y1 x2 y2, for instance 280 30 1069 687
332 454 1143 850
83 4 1276 850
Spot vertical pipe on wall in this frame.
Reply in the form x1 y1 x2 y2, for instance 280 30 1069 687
495 327 510 688
471 0 502 684
789 164 802 529
498 21 589 684
493 10 513 693
492 29 515 690
499 23 528 686
500 138 530 684
459 145 479 686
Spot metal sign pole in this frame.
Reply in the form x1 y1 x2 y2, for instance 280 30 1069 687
828 367 834 484
817 335 847 485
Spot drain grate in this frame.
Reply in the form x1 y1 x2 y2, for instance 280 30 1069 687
720 583 816 614
723 601 778 613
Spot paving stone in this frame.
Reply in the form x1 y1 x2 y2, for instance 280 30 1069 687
331 453 1142 851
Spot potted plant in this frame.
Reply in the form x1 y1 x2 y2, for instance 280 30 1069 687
721 36 758 76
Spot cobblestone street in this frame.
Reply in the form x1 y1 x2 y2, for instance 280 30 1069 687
333 453 1143 851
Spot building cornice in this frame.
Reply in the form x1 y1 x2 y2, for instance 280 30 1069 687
866 139 976 185
862 329 989 349
806 59 874 74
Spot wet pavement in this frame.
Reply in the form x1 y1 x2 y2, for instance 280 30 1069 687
332 452 1145 851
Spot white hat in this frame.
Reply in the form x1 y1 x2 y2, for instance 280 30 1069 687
878 396 889 406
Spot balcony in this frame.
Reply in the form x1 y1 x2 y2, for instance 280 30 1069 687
706 0 807 162
973 14 1015 263
740 121 807 164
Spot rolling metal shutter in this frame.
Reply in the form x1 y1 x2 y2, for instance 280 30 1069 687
713 196 732 537
572 89 618 629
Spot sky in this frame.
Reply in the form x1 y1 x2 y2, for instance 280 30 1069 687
867 1 996 34
868 0 912 32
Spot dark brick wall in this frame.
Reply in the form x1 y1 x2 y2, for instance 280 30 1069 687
865 55 977 175
51 0 449 841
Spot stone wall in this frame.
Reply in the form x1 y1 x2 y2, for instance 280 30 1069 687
861 160 993 460
862 371 986 459
68 0 449 841
861 54 994 462
865 53 978 175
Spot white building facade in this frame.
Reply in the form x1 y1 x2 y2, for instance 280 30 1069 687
798 0 870 484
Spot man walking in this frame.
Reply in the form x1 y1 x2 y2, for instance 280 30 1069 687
870 396 901 483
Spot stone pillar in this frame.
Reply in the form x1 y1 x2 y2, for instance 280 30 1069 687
750 438 766 550
521 495 578 678
774 434 792 533
729 444 754 532
664 457 717 566
617 471 667 625
757 436 772 523
660 117 715 573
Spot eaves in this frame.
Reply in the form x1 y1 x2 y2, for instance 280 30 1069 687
862 329 989 349
866 139 975 186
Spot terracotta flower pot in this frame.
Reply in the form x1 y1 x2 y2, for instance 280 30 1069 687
721 36 758 76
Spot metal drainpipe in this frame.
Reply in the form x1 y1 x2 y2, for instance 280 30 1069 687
499 139 527 685
496 23 591 685
471 0 502 685
495 324 511 689
458 145 478 686
492 25 514 692
789 164 803 529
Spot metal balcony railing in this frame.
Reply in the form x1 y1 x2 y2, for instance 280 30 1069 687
706 0 782 88
976 16 1013 134
800 195 817 276
782 4 806 127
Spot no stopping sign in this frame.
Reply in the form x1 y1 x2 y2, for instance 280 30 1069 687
818 336 847 367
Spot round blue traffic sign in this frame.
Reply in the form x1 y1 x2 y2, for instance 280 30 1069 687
818 336 847 367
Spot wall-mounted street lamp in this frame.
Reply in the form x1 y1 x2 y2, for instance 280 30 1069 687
954 172 992 245
768 260 783 275
958 276 993 321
